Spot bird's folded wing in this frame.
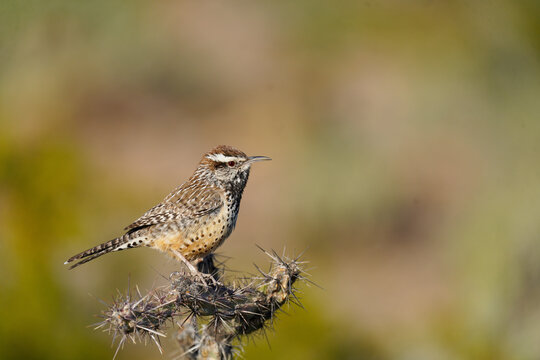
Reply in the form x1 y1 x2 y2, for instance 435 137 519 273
124 186 223 232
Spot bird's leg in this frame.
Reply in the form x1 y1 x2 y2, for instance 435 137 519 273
170 250 209 286
194 256 220 285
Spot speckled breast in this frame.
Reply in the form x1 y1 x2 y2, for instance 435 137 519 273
180 199 240 260
152 195 241 261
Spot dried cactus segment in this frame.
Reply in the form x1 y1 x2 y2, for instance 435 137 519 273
96 249 309 359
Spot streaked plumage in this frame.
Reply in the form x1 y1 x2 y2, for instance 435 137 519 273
65 145 270 269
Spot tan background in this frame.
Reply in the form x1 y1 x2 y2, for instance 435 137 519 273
1 1 540 359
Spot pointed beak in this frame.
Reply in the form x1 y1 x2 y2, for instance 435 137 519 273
247 155 271 164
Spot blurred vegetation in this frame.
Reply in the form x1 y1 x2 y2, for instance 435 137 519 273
1 0 540 359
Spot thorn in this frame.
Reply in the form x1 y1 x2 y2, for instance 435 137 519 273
150 334 164 354
254 244 272 258
299 276 323 290
270 249 285 265
112 335 126 360
253 263 270 279
135 325 166 337
262 327 272 351
127 274 132 302
289 292 305 310
88 292 109 307
294 246 310 262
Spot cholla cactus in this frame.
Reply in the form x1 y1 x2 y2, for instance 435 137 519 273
95 249 309 359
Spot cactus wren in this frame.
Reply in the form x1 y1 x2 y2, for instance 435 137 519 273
65 145 271 273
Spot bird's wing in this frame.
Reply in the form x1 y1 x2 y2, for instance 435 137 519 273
124 185 223 232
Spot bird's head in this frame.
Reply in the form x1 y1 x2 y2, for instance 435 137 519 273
199 145 271 191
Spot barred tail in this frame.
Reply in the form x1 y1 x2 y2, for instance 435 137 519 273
65 234 142 269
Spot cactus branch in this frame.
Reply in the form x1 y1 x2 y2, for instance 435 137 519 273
95 249 308 359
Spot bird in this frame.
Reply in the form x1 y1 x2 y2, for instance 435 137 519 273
65 145 271 276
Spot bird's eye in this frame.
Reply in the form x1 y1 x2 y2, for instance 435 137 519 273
227 161 236 167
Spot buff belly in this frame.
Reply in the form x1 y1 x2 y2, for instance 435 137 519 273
152 210 231 261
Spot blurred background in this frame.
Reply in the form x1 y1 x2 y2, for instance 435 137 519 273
1 0 540 359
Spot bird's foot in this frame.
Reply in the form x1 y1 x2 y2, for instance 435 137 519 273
171 250 216 288
199 272 220 287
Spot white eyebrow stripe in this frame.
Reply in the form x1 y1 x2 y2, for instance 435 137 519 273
206 154 242 162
